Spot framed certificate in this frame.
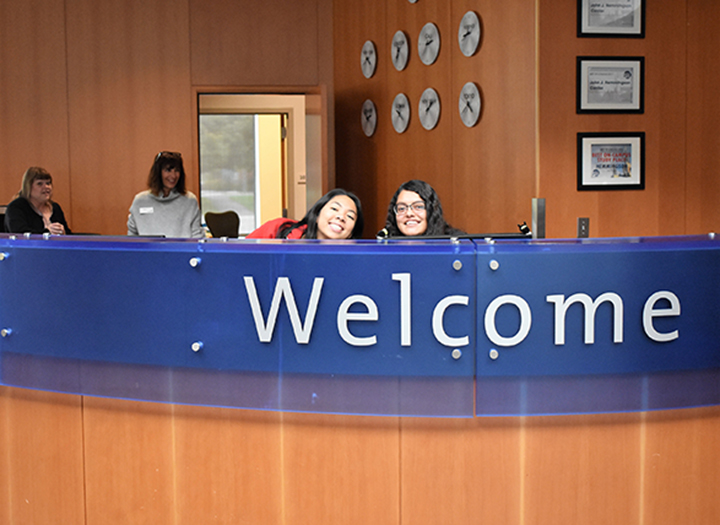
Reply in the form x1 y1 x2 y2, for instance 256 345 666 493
577 132 645 191
578 0 645 38
577 57 644 113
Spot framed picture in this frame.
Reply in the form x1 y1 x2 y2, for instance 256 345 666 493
577 57 644 113
577 132 645 191
577 0 645 38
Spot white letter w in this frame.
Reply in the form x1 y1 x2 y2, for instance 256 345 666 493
244 276 324 344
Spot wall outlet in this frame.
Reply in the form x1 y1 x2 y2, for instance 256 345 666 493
577 217 589 238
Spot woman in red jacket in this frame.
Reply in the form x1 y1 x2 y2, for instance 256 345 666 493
247 188 364 240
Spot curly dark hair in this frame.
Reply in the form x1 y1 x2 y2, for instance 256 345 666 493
147 151 187 196
383 180 462 237
277 188 365 239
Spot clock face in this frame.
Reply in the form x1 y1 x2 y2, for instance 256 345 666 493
360 40 377 79
458 82 481 127
418 23 440 66
391 31 409 71
391 93 410 134
458 11 481 57
419 88 441 130
361 99 378 137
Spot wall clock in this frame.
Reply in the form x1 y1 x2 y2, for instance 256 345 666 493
391 31 409 71
361 99 378 137
391 93 410 134
419 88 440 130
418 23 440 66
458 11 481 57
361 40 377 79
458 82 481 127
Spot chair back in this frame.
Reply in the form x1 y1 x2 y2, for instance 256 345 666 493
205 211 240 238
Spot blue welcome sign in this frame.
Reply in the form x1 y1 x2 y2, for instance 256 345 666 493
1 234 718 416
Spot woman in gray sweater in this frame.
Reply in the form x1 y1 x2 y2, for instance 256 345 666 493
127 151 203 238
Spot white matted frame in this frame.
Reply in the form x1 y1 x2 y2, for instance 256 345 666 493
578 0 645 38
577 56 644 113
577 132 645 191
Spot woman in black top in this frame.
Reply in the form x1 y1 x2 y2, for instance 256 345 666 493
4 167 71 235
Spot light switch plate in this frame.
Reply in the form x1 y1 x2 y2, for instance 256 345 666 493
577 217 589 238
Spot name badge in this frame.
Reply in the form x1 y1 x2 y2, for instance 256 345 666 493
139 207 154 214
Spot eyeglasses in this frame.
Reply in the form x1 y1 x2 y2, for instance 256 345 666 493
156 151 182 160
394 201 426 215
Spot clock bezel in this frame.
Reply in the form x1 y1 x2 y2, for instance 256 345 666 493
458 11 481 57
458 82 482 128
361 40 378 79
419 87 441 130
418 23 441 66
391 93 411 134
391 31 410 72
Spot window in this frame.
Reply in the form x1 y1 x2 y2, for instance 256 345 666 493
199 114 257 234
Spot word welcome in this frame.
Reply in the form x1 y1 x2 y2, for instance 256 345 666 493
243 275 681 348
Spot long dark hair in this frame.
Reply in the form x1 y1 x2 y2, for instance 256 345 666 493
278 188 365 239
148 151 187 196
384 179 462 237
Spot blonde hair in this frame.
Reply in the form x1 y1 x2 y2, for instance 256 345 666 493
19 167 53 200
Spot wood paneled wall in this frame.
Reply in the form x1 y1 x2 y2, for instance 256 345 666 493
0 0 333 235
0 0 72 223
334 0 720 238
2 0 718 236
333 0 537 236
3 386 720 524
537 0 689 238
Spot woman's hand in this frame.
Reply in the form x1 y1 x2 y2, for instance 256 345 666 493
47 222 66 235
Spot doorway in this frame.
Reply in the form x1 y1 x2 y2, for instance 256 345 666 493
198 93 320 235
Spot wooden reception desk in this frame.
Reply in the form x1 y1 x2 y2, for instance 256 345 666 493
1 234 719 524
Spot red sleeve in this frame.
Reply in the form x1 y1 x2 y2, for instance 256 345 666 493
246 218 295 239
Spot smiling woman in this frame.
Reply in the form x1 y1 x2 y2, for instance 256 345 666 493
246 188 364 240
381 180 464 238
4 167 71 235
127 151 204 239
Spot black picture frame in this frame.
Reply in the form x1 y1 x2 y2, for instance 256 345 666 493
577 0 645 38
577 56 644 114
577 132 645 191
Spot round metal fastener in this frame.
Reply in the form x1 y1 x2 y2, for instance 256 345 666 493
452 260 463 271
451 349 462 360
191 341 203 352
1 328 12 338
489 259 500 271
489 349 499 360
189 257 202 268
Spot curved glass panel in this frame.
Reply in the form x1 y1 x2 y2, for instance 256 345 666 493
1 234 719 416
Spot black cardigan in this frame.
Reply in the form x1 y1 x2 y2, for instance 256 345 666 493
4 197 71 234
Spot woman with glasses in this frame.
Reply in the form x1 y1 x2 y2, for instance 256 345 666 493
246 188 364 240
380 179 463 238
127 151 203 238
